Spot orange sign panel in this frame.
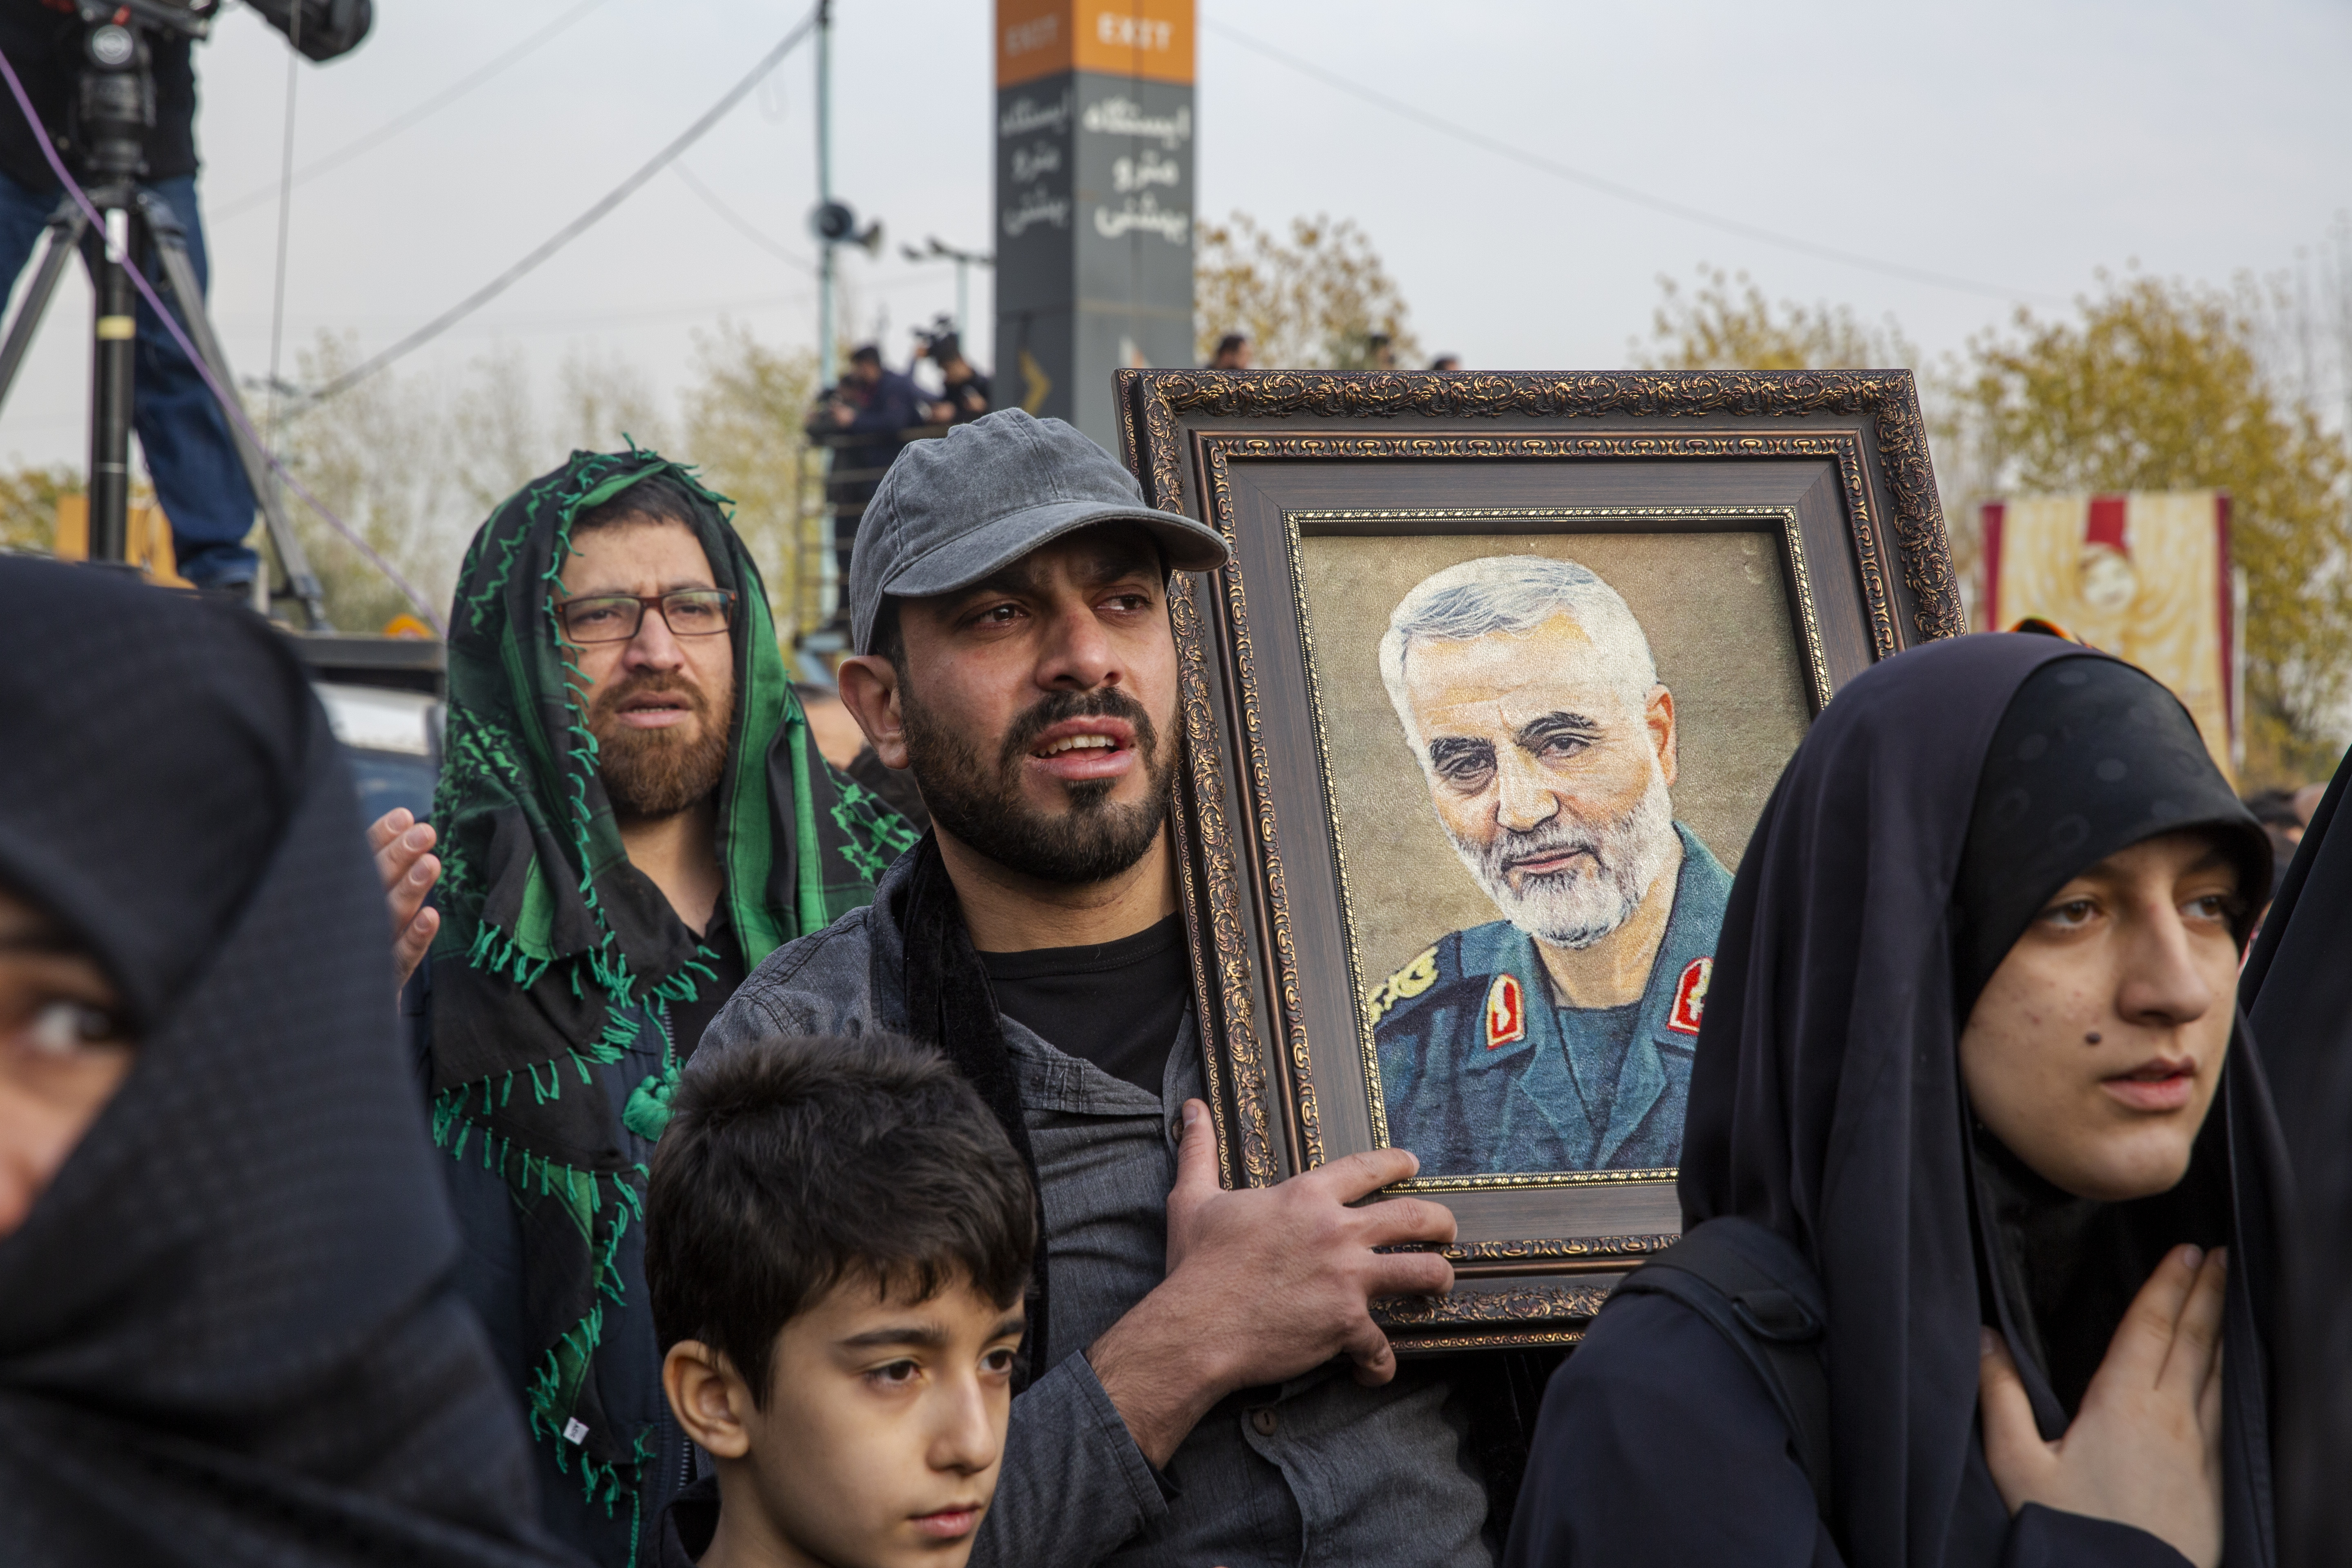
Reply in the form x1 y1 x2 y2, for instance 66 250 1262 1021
997 0 1195 87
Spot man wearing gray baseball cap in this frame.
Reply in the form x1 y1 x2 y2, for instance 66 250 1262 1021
700 410 1491 1567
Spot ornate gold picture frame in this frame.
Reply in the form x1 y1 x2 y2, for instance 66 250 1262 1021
1116 368 1960 1349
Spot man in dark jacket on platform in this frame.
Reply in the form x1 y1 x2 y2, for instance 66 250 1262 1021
810 343 929 593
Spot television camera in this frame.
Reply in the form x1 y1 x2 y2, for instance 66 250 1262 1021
0 0 365 617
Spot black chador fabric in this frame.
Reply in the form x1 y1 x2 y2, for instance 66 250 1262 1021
2241 744 2352 1174
894 834 1051 1384
1512 634 2289 1568
0 560 575 1567
2239 748 2352 1566
1955 657 2270 1425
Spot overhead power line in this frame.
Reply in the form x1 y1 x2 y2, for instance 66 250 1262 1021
671 160 816 272
213 0 613 220
300 2 822 408
1203 18 2067 306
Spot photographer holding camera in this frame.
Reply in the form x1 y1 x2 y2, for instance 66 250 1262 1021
0 0 369 597
913 323 991 426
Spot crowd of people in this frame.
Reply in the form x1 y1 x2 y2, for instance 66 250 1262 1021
806 335 995 635
2 403 2351 1568
1202 331 1463 372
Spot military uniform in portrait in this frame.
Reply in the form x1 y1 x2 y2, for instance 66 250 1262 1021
1371 822 1728 1175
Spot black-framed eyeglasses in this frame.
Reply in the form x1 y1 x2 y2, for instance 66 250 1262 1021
556 588 737 644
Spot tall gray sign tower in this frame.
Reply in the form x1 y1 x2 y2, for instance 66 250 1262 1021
994 2 1195 452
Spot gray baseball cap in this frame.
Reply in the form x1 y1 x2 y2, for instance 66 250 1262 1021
847 408 1229 653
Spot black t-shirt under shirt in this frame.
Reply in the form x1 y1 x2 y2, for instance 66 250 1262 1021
982 913 1190 1099
666 903 746 1064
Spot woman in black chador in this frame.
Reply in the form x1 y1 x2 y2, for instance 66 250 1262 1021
2238 741 2352 1566
0 559 577 1567
1506 633 2287 1568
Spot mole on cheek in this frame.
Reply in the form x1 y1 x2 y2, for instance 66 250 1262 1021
2085 1031 2103 1045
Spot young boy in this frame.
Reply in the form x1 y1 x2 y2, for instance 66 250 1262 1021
647 1033 1036 1568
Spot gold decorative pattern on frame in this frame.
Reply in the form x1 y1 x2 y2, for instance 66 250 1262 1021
1116 367 1962 644
1180 463 1329 1172
1377 1282 1617 1326
1111 368 1958 1334
1165 574 1277 1186
1442 1233 1682 1265
1203 434 1902 663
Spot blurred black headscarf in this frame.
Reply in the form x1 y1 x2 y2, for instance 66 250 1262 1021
2241 747 2352 1568
0 560 577 1567
1680 632 2286 1568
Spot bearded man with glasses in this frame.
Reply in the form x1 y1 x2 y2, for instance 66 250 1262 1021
367 451 913 1568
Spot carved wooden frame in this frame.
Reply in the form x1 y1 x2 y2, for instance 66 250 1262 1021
1117 368 1958 1348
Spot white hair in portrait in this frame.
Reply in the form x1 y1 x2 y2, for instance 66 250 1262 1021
1377 555 1659 748
1377 555 1677 950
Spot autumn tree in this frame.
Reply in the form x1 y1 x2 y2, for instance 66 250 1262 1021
1637 264 1980 593
1194 212 1421 370
1643 263 2351 782
0 463 81 553
2 317 1014 655
267 332 463 633
1955 272 2352 781
673 319 826 639
1639 265 1916 371
267 334 678 633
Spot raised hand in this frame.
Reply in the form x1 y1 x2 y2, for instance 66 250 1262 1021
368 808 441 991
1978 1243 2227 1568
1087 1099 1456 1465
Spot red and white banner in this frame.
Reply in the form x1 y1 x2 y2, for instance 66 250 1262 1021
1980 492 2238 775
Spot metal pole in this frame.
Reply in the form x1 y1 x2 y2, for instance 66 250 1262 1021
0 207 84 416
815 0 835 390
86 201 138 563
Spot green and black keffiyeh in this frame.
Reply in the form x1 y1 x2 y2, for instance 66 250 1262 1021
425 448 914 1551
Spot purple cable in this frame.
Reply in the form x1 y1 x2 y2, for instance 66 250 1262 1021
0 42 445 634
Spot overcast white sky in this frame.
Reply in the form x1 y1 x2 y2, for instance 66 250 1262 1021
0 0 2345 471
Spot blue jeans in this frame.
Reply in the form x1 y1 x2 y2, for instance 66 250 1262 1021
0 170 260 586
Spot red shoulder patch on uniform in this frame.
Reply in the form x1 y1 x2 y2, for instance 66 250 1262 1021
1485 973 1525 1049
1668 957 1713 1035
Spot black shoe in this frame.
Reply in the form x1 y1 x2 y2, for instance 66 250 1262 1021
194 576 257 609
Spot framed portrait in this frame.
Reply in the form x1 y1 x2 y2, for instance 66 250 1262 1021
1115 368 1961 1349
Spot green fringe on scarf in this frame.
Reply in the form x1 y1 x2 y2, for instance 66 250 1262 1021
423 447 916 1561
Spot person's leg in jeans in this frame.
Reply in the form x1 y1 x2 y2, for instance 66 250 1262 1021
132 175 258 589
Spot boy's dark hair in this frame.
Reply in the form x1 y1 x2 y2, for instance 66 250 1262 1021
647 1032 1036 1406
570 472 708 537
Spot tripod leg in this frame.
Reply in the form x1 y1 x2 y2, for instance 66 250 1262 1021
0 206 86 416
141 199 327 628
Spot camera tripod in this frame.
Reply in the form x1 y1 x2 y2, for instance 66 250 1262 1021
0 0 324 624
